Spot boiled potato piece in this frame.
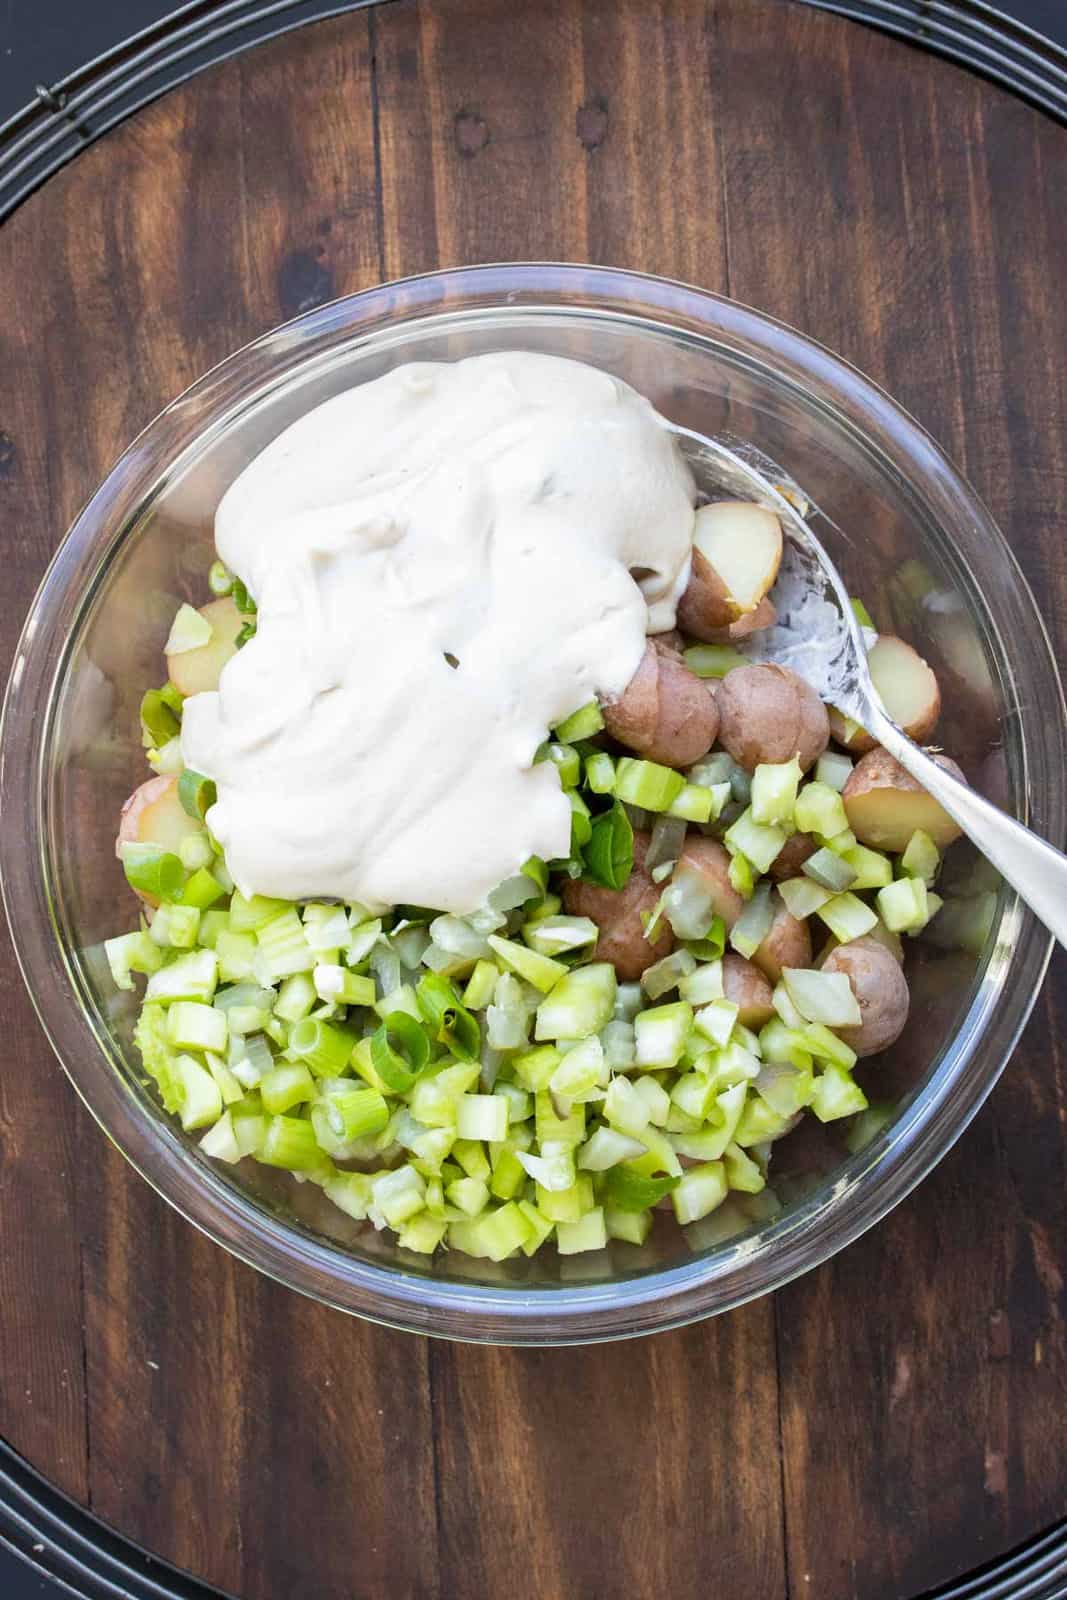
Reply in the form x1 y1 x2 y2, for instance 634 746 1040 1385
697 596 778 645
116 775 205 904
603 640 718 768
829 636 941 753
716 663 829 773
166 596 243 697
673 837 744 930
676 502 783 639
769 831 816 882
561 832 673 981
721 953 775 1028
842 748 964 853
822 936 910 1057
752 892 812 983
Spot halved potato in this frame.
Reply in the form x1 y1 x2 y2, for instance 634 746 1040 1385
842 748 964 853
676 502 783 638
721 953 775 1028
829 636 941 753
697 596 778 645
166 596 243 696
117 775 205 903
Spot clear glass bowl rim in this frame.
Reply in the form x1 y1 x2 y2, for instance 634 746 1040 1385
2 262 1062 1344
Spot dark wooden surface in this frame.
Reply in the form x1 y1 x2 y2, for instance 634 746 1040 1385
0 3 1065 1597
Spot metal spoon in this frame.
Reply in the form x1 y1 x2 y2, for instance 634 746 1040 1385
671 424 1067 950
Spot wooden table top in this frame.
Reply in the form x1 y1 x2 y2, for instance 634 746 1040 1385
1 3 1065 1597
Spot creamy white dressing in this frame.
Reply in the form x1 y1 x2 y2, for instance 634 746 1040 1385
181 352 696 914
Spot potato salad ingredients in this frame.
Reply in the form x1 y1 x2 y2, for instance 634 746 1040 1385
108 356 973 1263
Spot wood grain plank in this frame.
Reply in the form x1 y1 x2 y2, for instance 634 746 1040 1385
711 4 1067 1595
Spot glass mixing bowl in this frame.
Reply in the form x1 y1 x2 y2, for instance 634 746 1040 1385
2 264 1062 1343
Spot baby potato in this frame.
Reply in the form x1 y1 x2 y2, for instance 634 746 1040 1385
842 748 965 853
603 639 719 769
752 892 812 983
829 635 941 754
769 831 816 882
716 663 830 773
674 836 745 929
721 953 776 1028
676 502 783 639
696 596 778 645
821 936 910 1057
116 774 204 906
561 831 673 980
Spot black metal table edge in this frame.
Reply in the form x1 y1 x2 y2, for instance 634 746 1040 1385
1 1 1065 1597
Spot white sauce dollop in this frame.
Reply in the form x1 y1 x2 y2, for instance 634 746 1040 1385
181 352 695 913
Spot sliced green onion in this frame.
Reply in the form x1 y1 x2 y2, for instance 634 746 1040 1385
614 757 685 813
537 740 581 789
180 867 225 910
140 688 180 746
416 973 480 1061
147 737 184 775
368 1012 429 1092
582 800 634 890
231 577 257 616
178 768 217 821
554 700 605 742
121 842 185 903
208 560 233 595
584 751 616 794
851 596 875 629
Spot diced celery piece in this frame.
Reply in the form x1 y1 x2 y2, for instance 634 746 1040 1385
489 1145 526 1200
517 1139 576 1191
614 757 686 813
824 827 857 857
724 808 787 874
535 1091 586 1148
215 930 256 983
229 891 288 932
261 1062 316 1115
683 644 747 678
672 1161 728 1224
693 998 739 1049
230 1097 266 1158
679 960 724 1005
600 1019 636 1070
844 1101 896 1153
313 964 375 1006
550 1035 607 1103
370 1165 426 1227
452 1138 491 1181
199 1111 240 1163
794 782 849 840
802 848 857 892
180 869 224 911
105 930 163 992
273 971 317 1023
733 1094 793 1147
782 968 862 1028
170 1053 224 1131
459 959 498 1011
511 1045 562 1092
554 699 605 742
634 1000 693 1069
535 963 617 1041
445 1176 490 1217
324 1170 374 1221
817 892 878 944
577 1126 646 1171
604 1074 651 1138
724 1141 765 1193
605 1206 653 1245
778 876 832 920
145 948 218 1004
397 1215 448 1254
168 1000 228 1053
877 877 931 934
754 1061 813 1118
633 1075 671 1126
204 1050 243 1107
450 1201 533 1261
455 1093 509 1142
557 1207 607 1255
666 783 715 823
487 933 567 994
811 1063 869 1122
841 844 893 890
256 907 315 980
494 1080 532 1125
535 1177 593 1224
729 880 774 960
641 948 697 1001
750 757 802 828
670 1072 716 1121
815 750 854 791
516 1200 554 1255
901 829 940 885
797 1023 857 1071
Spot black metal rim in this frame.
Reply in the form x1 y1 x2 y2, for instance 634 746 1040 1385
0 0 1064 225
2 1432 1065 1599
0 0 1065 1595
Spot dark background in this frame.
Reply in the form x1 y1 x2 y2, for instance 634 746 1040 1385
0 2 1064 1598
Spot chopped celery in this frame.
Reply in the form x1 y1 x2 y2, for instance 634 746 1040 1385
814 750 854 791
535 963 616 1041
445 1176 490 1217
145 948 218 1004
168 1000 227 1053
901 829 940 885
724 1142 765 1193
614 757 686 813
641 948 697 1001
877 876 931 933
750 757 802 828
794 782 849 840
370 1166 426 1227
313 964 376 1006
778 876 831 920
811 1063 869 1122
550 1036 607 1102
556 1207 608 1254
524 916 598 957
172 1053 224 1132
782 968 862 1028
462 959 500 1010
455 1093 509 1142
450 1201 533 1261
486 933 567 993
398 1215 448 1254
632 1075 671 1126
729 881 774 960
605 1207 652 1245
517 1200 555 1255
489 1146 526 1200
603 1075 651 1137
733 1095 793 1147
802 848 857 892
634 1000 693 1069
584 751 616 794
553 699 605 742
816 892 878 944
754 1061 814 1118
679 960 725 1006
199 1111 240 1163
672 1161 728 1224
105 930 163 991
666 783 715 823
229 891 288 932
535 1090 586 1148
840 844 893 890
577 1127 646 1171
260 1062 316 1115
256 907 315 979
323 1170 374 1221
693 998 739 1049
724 808 786 874
683 644 747 678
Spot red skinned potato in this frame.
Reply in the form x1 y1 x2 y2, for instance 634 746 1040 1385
828 635 941 754
602 640 718 768
561 831 672 981
842 748 965 853
697 596 778 645
721 953 775 1028
716 663 830 773
166 596 243 696
117 775 204 906
769 831 816 882
673 836 744 930
822 936 910 1057
675 502 783 639
752 892 812 983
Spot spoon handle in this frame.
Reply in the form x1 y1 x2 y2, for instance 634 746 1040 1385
868 710 1067 950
